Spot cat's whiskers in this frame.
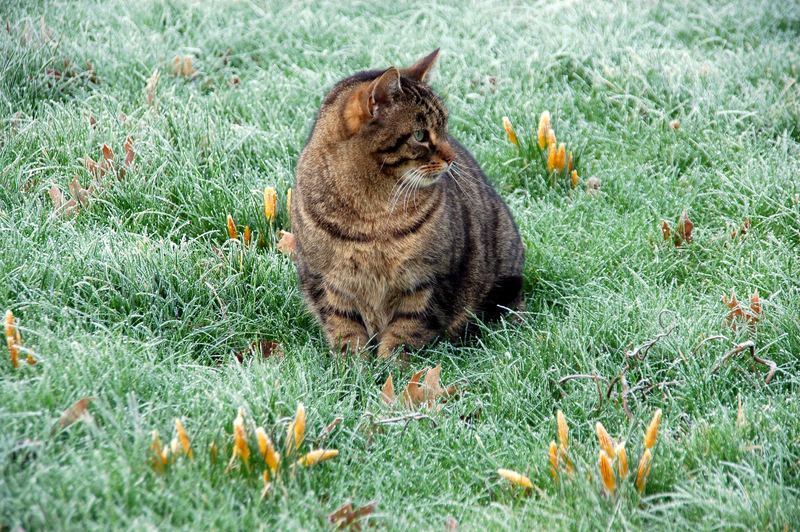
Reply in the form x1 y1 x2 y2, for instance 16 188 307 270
390 168 421 213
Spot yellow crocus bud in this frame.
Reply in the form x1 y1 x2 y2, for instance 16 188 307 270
497 468 533 489
232 407 250 466
596 422 616 458
547 144 557 172
226 214 238 240
263 187 277 222
5 310 19 369
537 111 551 150
598 450 616 494
636 448 653 493
502 116 518 145
286 402 305 456
297 449 338 467
616 443 628 479
175 418 193 459
555 143 566 172
644 408 662 449
256 427 280 474
556 410 569 449
549 440 559 480
546 128 556 148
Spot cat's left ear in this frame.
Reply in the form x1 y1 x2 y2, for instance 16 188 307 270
401 48 440 83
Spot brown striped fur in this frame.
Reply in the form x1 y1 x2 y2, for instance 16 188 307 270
292 50 524 359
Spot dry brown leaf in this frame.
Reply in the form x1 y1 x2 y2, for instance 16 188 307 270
749 289 762 322
674 208 693 246
63 198 79 218
69 177 89 208
234 339 284 363
181 56 194 77
732 218 750 239
49 185 64 211
53 397 92 433
723 289 762 327
277 230 296 257
145 68 160 105
171 55 182 75
123 136 135 167
328 501 377 530
401 368 428 407
381 374 395 404
422 363 456 405
661 220 670 241
318 416 343 442
89 115 97 129
101 143 114 162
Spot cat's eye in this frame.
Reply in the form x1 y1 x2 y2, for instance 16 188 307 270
413 129 427 142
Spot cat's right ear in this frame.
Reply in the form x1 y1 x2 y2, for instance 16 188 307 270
365 67 402 118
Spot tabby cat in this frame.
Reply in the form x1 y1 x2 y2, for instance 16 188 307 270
291 49 524 359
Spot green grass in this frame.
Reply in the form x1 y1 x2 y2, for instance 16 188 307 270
2 0 800 529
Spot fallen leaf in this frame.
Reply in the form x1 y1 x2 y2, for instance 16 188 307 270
723 289 762 327
83 157 104 179
318 416 343 442
49 185 64 211
145 68 160 105
401 367 428 407
63 198 79 218
661 220 671 241
328 501 377 530
101 143 114 162
234 339 283 363
585 176 601 195
381 374 395 404
181 56 194 77
171 55 182 76
277 230 296 257
53 397 92 433
89 115 97 129
732 218 750 239
749 289 762 322
123 136 135 167
421 363 456 405
673 208 693 246
69 177 89 208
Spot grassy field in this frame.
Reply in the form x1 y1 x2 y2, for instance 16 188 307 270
2 0 800 529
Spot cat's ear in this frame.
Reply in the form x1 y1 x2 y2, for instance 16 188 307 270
401 48 440 83
366 67 402 118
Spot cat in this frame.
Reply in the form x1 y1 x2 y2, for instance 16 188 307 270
291 49 524 359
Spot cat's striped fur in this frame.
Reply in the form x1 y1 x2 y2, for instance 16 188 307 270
292 50 524 359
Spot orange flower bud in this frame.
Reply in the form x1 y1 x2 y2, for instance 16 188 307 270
549 440 559 480
502 116 518 145
596 422 615 458
644 409 662 449
598 450 616 494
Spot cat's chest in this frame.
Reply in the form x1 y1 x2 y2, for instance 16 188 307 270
328 242 415 298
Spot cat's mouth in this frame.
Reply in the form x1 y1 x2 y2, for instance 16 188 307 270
400 163 449 187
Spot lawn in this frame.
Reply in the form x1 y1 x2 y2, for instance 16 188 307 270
1 0 799 529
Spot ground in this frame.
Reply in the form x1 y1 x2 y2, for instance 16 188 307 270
1 0 799 530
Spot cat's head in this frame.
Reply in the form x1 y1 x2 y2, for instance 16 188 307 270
332 49 455 186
